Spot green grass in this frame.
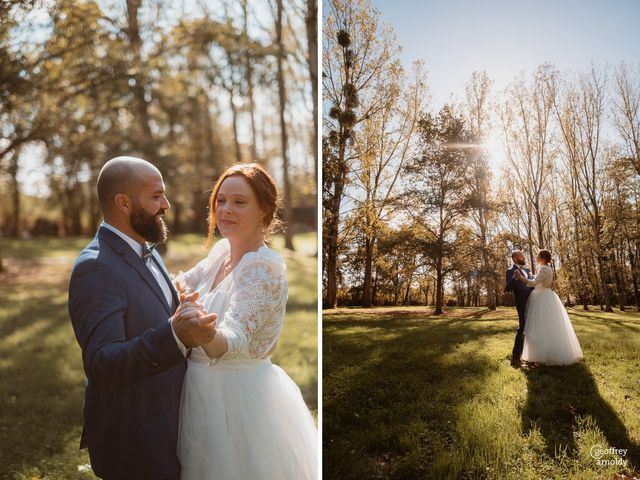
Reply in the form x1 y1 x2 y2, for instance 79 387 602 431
0 233 317 479
323 306 640 480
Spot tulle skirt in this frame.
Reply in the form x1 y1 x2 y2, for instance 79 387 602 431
522 288 584 366
178 358 317 480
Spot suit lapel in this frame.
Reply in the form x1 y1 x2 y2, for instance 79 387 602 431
99 227 173 316
124 252 173 315
151 250 179 312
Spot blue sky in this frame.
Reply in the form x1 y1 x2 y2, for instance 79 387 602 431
371 0 640 107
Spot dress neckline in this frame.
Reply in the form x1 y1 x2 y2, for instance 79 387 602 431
207 243 269 294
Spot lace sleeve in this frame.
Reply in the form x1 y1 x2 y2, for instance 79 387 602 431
527 266 552 287
218 255 287 359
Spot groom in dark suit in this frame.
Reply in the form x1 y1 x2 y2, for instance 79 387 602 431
68 157 217 480
505 250 534 369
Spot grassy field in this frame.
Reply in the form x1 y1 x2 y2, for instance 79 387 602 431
0 233 317 479
324 306 640 480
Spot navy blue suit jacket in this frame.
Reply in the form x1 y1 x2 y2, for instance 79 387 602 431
68 226 186 480
505 263 534 313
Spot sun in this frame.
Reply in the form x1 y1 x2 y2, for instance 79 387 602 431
482 132 506 175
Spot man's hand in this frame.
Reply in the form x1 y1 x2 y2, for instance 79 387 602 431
172 291 217 348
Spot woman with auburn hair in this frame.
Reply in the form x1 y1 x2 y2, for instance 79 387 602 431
174 163 317 479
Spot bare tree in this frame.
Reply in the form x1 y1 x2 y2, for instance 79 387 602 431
353 61 426 307
613 62 640 175
125 0 155 163
404 106 472 315
554 66 614 311
323 0 401 307
275 0 294 250
498 64 557 261
464 70 498 310
305 0 318 168
242 0 259 162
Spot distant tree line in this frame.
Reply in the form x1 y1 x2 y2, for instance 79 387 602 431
0 0 318 260
323 0 640 313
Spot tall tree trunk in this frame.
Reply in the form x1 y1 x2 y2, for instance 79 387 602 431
479 220 496 310
526 210 536 273
577 258 589 310
393 273 400 305
403 280 411 305
435 254 443 315
66 186 82 236
225 81 243 164
305 0 318 205
372 271 378 305
362 235 374 307
275 0 294 250
7 150 20 237
613 249 626 311
573 216 589 310
594 222 613 312
534 198 545 247
242 0 259 163
126 0 155 163
324 160 344 307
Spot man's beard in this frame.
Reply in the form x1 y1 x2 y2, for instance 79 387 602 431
130 202 168 244
515 258 526 266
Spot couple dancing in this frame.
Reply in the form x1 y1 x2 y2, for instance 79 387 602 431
506 249 583 369
68 157 317 479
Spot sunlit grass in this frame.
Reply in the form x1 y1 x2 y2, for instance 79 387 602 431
0 232 317 479
323 306 640 479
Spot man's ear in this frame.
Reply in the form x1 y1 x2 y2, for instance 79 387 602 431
114 193 130 215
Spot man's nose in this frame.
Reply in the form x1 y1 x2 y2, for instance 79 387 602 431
162 195 171 210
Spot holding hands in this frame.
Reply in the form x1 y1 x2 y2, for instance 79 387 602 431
172 291 217 348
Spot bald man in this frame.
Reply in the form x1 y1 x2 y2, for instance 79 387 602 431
68 157 216 479
505 250 534 368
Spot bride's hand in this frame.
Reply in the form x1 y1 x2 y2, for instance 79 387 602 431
173 291 217 347
175 278 188 296
177 291 206 319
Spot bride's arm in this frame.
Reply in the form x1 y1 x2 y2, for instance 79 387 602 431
201 258 284 360
200 326 229 358
523 267 551 287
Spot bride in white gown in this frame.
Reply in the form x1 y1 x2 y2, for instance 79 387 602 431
515 249 583 366
174 164 317 479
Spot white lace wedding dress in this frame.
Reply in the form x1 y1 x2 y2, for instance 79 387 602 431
175 239 317 480
521 264 583 366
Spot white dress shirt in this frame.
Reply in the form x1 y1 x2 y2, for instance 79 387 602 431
102 222 187 356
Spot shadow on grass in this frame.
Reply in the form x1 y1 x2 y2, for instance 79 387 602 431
568 310 640 330
324 316 514 479
522 362 640 469
0 294 87 478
